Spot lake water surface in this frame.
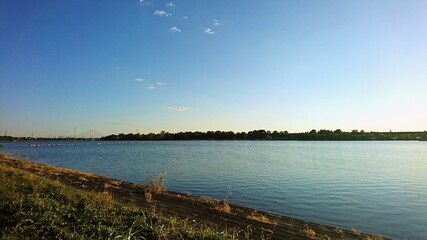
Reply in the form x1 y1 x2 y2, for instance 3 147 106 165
2 141 426 239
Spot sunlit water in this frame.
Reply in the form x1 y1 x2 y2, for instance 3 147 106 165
1 141 426 239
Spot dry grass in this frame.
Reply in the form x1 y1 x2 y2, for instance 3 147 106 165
200 196 218 205
243 225 253 240
302 227 316 239
78 176 89 181
100 191 114 203
352 228 362 235
110 180 121 186
144 172 166 205
246 212 277 225
335 228 344 235
147 172 167 194
144 191 153 203
150 204 156 215
366 235 384 240
104 180 121 189
215 200 231 214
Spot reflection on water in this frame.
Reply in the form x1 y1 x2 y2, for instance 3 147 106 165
2 140 427 239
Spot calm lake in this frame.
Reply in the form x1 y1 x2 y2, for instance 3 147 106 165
2 141 426 239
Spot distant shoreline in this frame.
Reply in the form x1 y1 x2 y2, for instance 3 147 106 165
2 129 426 142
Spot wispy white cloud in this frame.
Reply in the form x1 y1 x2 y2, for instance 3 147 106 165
169 26 181 33
165 2 175 7
138 0 151 6
167 106 191 112
213 19 222 26
146 82 167 90
204 28 215 35
147 84 156 90
138 79 167 90
154 10 171 17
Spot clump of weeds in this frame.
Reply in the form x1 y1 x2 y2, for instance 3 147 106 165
302 226 316 239
215 186 233 214
146 171 167 194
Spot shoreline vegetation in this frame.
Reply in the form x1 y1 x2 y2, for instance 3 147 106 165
0 154 387 239
1 129 427 141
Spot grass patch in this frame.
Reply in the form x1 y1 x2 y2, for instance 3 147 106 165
366 235 384 240
246 212 277 225
144 172 167 204
215 186 233 214
146 172 167 194
366 236 384 240
215 200 231 214
352 228 362 235
302 227 316 239
335 228 344 235
0 165 238 239
144 191 153 203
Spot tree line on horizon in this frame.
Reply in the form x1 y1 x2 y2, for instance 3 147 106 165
100 129 427 141
1 129 426 142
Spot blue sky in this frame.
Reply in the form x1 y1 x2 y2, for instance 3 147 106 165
1 0 426 137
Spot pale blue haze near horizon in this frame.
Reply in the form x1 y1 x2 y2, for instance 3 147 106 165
1 0 427 137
